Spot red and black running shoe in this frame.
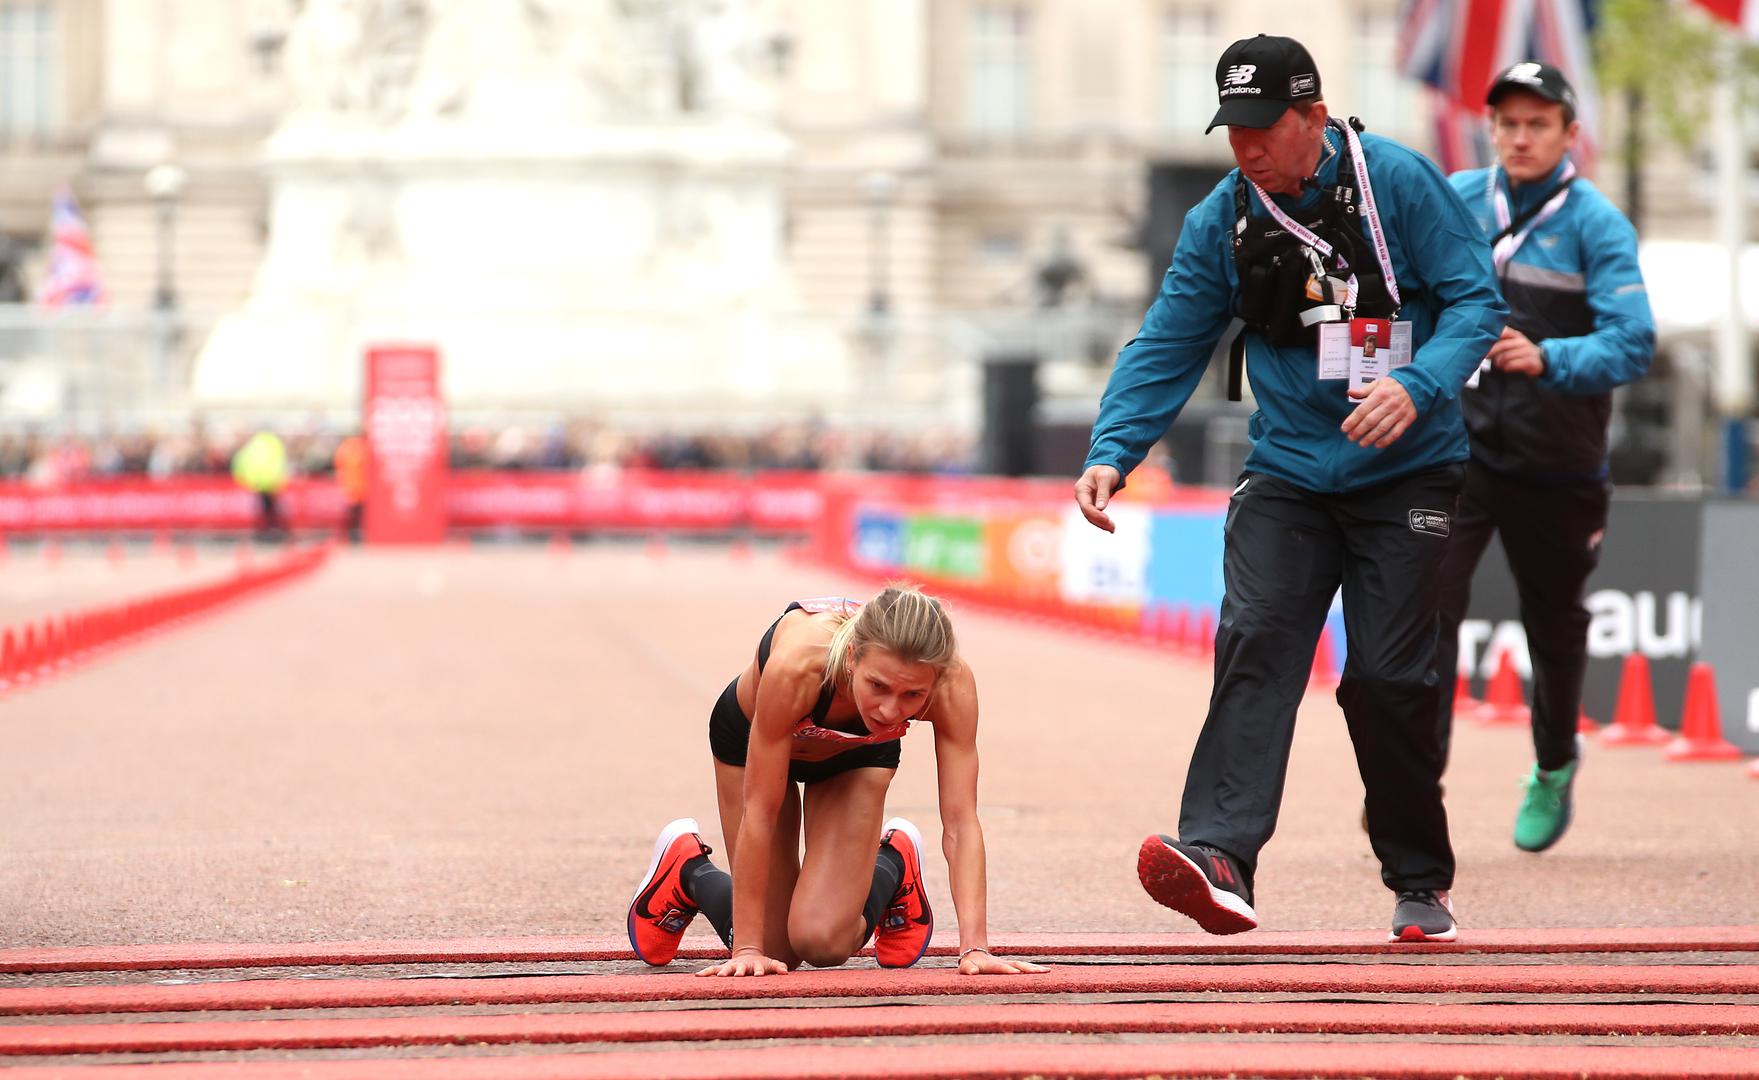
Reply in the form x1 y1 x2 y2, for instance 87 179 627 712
1136 834 1258 935
875 817 933 968
627 817 708 966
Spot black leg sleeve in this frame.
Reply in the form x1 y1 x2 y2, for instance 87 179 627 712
683 856 735 949
862 844 905 941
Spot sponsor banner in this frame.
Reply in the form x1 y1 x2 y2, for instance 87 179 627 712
0 470 826 535
1059 504 1151 607
0 479 347 531
851 508 905 572
1696 501 1759 752
1460 494 1702 729
363 344 448 545
985 512 1063 598
903 515 986 582
1146 508 1226 611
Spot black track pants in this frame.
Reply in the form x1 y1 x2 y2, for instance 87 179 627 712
1435 460 1609 771
1178 465 1463 894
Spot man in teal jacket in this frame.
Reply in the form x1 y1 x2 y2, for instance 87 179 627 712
1438 62 1654 855
1074 35 1505 943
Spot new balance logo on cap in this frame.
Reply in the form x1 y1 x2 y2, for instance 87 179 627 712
1224 64 1257 86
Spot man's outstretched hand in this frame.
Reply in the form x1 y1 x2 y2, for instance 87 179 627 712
1074 465 1122 532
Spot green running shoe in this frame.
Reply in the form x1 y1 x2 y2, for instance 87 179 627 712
1513 759 1578 853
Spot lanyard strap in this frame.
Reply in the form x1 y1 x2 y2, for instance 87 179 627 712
1488 162 1576 272
1338 120 1400 308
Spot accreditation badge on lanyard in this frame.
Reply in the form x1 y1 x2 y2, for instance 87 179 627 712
1253 121 1405 395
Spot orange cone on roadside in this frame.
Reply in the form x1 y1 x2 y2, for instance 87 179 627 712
1476 651 1530 726
1664 662 1744 762
1600 652 1669 746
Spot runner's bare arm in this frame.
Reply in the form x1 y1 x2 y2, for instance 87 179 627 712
699 640 822 978
928 661 1048 976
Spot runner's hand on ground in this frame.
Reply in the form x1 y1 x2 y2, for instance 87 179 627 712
958 949 1050 975
698 949 788 977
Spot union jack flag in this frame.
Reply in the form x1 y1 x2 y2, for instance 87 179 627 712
1399 0 1601 173
36 186 107 307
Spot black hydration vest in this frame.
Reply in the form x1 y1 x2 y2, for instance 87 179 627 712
1226 118 1399 400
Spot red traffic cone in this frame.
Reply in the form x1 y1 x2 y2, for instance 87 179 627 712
1451 670 1489 723
1664 662 1744 762
1577 708 1600 734
1191 608 1216 657
1162 605 1189 652
1308 627 1339 691
1601 652 1669 746
1476 650 1530 726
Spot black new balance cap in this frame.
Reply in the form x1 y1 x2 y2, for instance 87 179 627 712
1207 35 1323 134
1487 61 1579 115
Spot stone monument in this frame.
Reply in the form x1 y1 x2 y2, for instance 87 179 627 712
195 0 841 419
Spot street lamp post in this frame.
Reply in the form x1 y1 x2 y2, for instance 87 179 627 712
144 163 187 312
144 164 188 406
860 170 897 317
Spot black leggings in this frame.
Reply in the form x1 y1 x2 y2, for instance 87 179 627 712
708 678 901 784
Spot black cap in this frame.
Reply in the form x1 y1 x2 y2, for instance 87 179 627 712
1486 61 1578 115
1207 35 1323 134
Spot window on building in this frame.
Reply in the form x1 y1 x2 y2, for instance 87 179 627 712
1353 10 1424 139
1160 6 1215 133
967 5 1031 134
0 2 57 139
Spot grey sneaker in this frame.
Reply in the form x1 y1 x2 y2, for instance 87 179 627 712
1390 889 1456 943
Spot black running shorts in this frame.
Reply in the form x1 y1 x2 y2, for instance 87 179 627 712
708 678 901 784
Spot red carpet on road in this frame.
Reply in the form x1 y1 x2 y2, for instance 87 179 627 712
2 931 1757 1078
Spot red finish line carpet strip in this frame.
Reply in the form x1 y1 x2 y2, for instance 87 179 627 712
4 931 1756 1079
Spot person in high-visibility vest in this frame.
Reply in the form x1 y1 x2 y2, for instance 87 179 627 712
231 431 289 541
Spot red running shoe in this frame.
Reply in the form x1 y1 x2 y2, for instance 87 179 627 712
875 817 933 968
627 817 708 966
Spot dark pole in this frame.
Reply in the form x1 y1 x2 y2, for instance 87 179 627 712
1623 86 1645 233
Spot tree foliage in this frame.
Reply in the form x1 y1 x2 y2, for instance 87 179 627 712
1596 0 1759 148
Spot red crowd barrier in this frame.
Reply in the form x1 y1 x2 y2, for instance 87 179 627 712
0 545 331 695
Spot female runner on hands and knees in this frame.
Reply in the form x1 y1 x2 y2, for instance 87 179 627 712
627 585 1047 977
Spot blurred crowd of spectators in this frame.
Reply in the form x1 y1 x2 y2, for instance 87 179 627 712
0 421 978 485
